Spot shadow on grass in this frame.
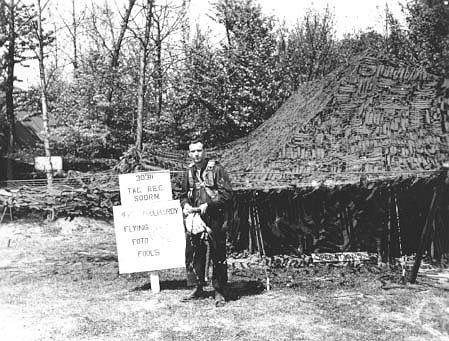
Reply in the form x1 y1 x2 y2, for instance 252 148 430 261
131 279 188 291
85 255 118 263
226 280 265 301
131 279 265 301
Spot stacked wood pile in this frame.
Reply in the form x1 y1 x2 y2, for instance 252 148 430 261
0 144 195 220
0 171 120 219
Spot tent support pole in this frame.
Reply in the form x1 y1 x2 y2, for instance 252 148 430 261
409 166 448 283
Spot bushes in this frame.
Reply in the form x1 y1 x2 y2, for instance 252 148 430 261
50 125 119 160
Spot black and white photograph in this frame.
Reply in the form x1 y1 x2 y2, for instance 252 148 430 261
1 0 449 340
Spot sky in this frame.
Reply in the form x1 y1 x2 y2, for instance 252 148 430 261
16 0 405 88
189 0 405 37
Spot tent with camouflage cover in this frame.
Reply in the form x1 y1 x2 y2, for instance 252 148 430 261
121 55 449 260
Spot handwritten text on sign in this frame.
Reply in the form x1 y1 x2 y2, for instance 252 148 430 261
119 171 171 205
311 252 370 263
113 200 185 274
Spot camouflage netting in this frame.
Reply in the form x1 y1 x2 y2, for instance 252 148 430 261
220 55 449 189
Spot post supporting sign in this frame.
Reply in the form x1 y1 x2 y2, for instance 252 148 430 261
114 170 185 293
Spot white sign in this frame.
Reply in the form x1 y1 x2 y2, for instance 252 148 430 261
34 156 63 172
311 252 370 263
113 200 185 274
119 170 172 205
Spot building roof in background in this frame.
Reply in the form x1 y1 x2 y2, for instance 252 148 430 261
14 111 44 148
0 88 48 150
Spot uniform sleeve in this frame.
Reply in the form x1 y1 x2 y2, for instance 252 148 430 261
208 164 232 209
179 169 190 208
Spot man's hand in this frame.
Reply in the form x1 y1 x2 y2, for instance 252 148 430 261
199 203 208 215
183 203 194 215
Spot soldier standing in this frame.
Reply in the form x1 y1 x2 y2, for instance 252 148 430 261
180 138 232 307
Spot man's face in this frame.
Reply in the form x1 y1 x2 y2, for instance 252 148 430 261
188 142 205 165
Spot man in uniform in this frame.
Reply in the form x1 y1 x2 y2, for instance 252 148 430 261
180 138 232 307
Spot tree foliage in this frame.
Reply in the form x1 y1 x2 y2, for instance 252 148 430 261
5 0 449 168
171 0 291 147
282 7 338 89
49 50 137 159
215 0 290 136
405 0 449 76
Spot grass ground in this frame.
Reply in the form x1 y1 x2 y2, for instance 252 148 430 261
1 217 449 341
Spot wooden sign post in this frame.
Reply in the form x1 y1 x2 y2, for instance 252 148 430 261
114 170 185 293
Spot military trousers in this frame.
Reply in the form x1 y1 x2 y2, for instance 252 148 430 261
185 221 227 293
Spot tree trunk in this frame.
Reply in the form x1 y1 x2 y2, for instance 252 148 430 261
136 0 153 152
155 20 163 117
71 0 78 74
136 51 145 152
5 0 15 180
223 0 233 48
0 0 5 29
37 0 53 186
53 21 58 70
104 0 136 126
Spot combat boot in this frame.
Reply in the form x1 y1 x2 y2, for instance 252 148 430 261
181 286 204 302
214 290 226 307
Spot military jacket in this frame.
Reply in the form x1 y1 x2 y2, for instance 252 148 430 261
180 159 232 211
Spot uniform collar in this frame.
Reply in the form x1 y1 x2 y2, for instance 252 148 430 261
189 158 208 172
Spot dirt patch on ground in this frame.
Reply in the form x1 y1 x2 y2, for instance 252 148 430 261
1 217 449 341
